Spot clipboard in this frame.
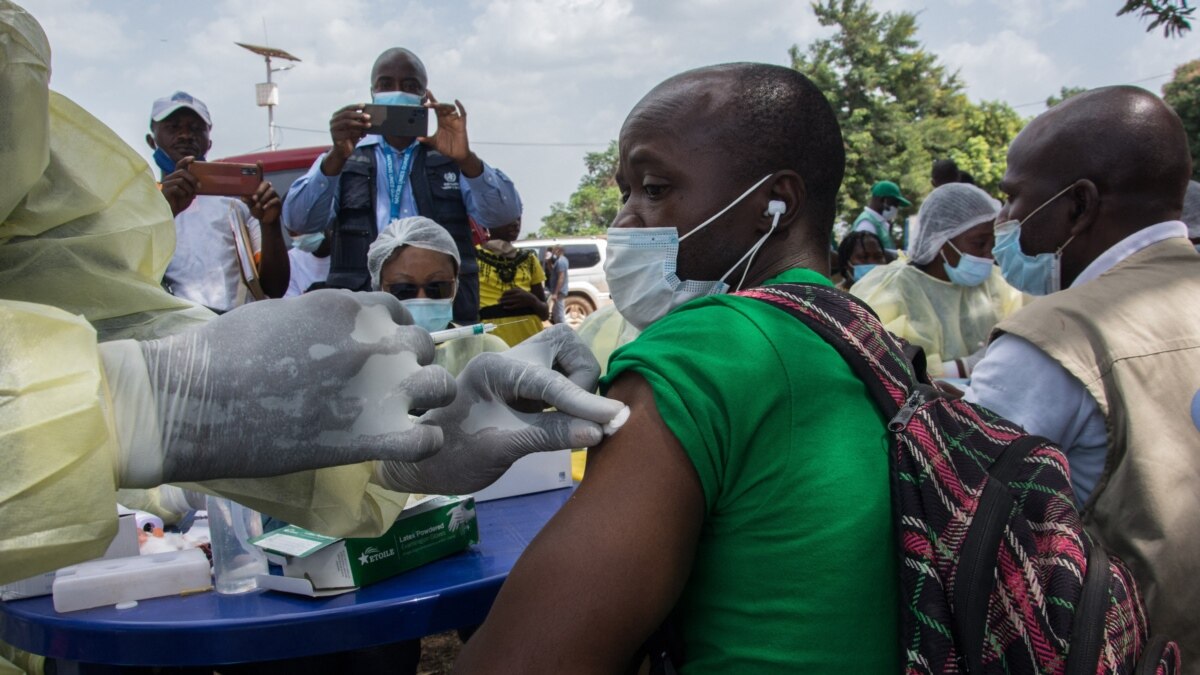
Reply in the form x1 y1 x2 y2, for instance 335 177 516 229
229 203 267 302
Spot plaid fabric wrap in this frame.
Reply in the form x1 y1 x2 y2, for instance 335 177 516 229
736 283 1175 675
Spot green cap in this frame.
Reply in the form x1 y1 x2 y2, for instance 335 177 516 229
871 180 911 207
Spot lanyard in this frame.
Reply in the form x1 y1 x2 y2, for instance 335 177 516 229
380 141 417 220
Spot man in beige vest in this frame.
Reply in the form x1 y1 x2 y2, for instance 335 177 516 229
966 86 1200 666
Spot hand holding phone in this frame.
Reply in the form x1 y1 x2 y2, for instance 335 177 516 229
160 156 200 216
363 104 429 139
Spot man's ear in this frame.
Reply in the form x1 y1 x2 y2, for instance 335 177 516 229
1067 179 1101 238
204 137 213 156
761 170 806 232
145 133 156 151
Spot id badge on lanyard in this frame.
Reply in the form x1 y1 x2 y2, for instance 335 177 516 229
382 142 417 220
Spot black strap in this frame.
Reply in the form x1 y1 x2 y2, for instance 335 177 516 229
1066 541 1111 675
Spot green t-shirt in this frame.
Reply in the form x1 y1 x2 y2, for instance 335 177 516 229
601 268 900 673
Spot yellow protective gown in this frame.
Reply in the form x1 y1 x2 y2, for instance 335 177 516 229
849 260 1024 376
570 304 639 479
0 1 415 594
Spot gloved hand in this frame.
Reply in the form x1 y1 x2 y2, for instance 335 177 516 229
374 324 627 495
100 290 456 488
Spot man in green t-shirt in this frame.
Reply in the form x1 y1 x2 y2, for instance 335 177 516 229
456 63 900 674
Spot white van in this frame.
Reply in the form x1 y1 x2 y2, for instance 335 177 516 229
513 237 610 328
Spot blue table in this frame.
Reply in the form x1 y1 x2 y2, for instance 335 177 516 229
0 487 572 667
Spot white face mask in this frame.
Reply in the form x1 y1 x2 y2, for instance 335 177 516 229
881 205 899 222
401 298 454 333
603 174 781 330
941 241 993 287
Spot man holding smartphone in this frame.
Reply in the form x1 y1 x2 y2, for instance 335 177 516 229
146 91 289 311
282 48 522 324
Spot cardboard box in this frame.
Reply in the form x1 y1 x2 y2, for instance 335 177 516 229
1 507 140 601
471 449 572 502
253 495 478 597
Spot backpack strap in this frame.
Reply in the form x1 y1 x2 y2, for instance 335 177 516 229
735 282 926 420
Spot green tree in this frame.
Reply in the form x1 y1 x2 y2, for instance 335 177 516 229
1118 0 1193 37
1163 59 1200 180
790 0 1026 240
539 141 621 237
1046 86 1088 108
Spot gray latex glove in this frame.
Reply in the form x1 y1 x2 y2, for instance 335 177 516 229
103 290 456 488
374 324 626 495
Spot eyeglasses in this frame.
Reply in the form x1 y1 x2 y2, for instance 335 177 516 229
386 280 456 301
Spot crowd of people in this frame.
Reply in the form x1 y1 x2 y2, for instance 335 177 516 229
2 1 1199 673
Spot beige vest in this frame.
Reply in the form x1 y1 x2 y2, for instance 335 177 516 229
996 237 1200 665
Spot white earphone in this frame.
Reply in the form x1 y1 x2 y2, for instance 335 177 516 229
765 200 786 216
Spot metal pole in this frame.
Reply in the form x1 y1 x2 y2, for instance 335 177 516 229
265 55 275 150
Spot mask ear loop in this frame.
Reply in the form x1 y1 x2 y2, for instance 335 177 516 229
679 173 774 243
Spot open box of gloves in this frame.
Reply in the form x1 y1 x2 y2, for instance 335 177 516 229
252 495 478 597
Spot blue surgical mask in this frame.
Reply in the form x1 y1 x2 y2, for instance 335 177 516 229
941 242 993 287
604 173 780 330
291 232 325 253
402 298 454 333
851 263 879 282
373 91 424 107
152 147 176 176
992 183 1078 296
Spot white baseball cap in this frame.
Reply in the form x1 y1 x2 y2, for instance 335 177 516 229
150 91 212 127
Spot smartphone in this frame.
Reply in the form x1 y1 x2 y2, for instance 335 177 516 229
190 161 263 197
363 104 429 138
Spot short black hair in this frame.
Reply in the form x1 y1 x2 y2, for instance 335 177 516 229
705 64 845 246
932 159 960 185
836 230 883 279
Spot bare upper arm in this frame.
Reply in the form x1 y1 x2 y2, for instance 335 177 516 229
454 372 706 674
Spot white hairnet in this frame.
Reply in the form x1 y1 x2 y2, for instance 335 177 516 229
908 183 1000 265
1182 180 1200 239
368 216 460 290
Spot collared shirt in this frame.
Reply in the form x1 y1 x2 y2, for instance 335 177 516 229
163 195 261 312
281 135 522 236
966 221 1189 505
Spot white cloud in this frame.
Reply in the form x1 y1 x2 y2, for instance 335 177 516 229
17 0 1177 231
991 0 1085 34
28 0 133 63
940 29 1072 107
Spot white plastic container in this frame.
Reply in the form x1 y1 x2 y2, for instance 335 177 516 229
52 549 211 613
206 496 268 594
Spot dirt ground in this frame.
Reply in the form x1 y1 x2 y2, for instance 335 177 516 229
417 631 465 674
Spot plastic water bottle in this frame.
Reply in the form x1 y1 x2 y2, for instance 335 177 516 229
206 496 268 594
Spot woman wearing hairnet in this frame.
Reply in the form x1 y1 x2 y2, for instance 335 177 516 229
850 183 1024 378
368 216 509 371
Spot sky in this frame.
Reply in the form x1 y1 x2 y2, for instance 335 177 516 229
17 0 1200 235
